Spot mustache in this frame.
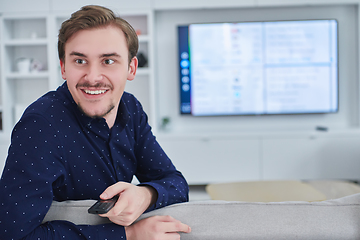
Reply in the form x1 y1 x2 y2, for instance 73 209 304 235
76 82 113 90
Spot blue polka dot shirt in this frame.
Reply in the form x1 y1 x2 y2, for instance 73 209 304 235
0 82 189 240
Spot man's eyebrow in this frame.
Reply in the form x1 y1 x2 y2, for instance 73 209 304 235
100 53 121 58
69 52 121 58
69 51 87 58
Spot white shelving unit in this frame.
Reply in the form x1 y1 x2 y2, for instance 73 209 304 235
0 15 51 135
120 10 156 127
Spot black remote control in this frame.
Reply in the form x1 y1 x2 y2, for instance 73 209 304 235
88 195 119 214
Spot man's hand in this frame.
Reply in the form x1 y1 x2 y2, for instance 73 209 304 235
125 215 191 240
99 182 157 226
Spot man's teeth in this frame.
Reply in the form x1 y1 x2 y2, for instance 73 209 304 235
84 89 106 95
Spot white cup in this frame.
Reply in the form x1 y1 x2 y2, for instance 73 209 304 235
16 58 32 73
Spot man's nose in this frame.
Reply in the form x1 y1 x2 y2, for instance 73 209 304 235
85 64 103 82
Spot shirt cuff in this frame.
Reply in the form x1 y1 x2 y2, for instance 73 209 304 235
137 182 167 212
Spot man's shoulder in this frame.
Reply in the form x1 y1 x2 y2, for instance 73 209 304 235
122 91 142 110
122 91 137 103
22 90 70 118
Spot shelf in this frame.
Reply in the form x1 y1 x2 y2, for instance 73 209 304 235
3 38 48 46
3 17 47 41
6 71 49 79
3 45 48 74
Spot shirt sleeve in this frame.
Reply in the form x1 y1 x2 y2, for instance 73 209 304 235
131 99 189 211
0 113 126 240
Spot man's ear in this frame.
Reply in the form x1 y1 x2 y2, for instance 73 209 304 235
60 59 66 80
127 56 138 81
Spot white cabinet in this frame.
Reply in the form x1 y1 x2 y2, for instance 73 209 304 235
157 132 360 184
262 134 360 180
157 135 261 184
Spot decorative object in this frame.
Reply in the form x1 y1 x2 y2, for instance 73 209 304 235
16 58 31 73
137 52 148 68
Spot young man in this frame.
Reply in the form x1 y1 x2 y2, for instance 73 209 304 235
0 5 191 240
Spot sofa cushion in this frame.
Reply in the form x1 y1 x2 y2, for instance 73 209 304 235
44 193 360 239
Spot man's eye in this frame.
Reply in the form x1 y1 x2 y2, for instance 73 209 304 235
75 59 87 64
104 59 115 65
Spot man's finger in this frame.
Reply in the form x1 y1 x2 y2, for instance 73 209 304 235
100 182 128 200
164 221 191 233
155 216 191 233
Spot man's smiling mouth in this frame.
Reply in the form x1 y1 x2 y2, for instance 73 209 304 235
83 89 107 95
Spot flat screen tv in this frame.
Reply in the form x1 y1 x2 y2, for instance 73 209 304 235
178 19 339 116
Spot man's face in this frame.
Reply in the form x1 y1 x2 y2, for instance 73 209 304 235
60 25 137 124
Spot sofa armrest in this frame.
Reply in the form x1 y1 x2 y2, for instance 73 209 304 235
42 200 111 225
44 193 360 239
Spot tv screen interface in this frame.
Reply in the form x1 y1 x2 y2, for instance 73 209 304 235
178 20 338 116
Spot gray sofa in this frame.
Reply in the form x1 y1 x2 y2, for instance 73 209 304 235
44 193 360 239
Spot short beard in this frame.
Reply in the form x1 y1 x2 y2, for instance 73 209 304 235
75 82 115 119
77 103 115 119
